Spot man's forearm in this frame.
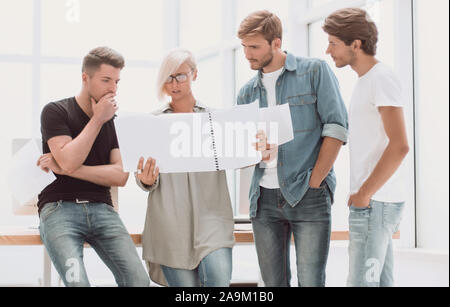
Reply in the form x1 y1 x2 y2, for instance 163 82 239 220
310 137 344 187
359 143 409 198
57 118 104 173
68 164 129 187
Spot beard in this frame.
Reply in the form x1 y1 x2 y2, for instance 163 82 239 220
250 50 274 71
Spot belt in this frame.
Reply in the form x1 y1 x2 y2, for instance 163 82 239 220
75 199 90 204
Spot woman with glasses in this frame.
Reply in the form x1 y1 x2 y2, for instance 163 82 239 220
134 48 235 287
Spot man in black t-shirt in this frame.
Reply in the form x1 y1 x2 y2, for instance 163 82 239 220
36 47 149 287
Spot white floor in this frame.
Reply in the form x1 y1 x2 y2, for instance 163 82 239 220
0 242 448 287
325 242 449 287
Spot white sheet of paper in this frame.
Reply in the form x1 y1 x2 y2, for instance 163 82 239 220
258 103 294 169
8 139 56 204
115 112 171 172
210 102 262 170
258 103 294 145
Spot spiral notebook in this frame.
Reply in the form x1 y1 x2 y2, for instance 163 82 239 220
116 101 293 173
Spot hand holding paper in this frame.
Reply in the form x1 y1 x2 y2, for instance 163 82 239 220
136 157 159 186
253 130 278 163
37 153 65 175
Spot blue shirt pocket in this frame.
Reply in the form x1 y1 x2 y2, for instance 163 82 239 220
286 94 320 133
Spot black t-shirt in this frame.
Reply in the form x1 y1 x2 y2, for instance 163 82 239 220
38 97 119 212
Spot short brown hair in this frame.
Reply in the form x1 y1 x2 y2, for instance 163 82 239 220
82 46 125 75
323 8 378 55
238 10 283 44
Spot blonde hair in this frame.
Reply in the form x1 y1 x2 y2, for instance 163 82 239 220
156 48 197 101
238 10 283 44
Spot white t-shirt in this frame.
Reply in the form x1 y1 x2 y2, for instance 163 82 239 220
349 62 406 203
259 67 284 189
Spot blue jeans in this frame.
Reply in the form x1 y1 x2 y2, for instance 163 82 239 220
252 185 332 287
39 201 150 287
347 200 404 287
161 247 232 287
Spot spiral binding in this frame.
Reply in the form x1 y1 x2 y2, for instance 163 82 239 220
208 112 220 171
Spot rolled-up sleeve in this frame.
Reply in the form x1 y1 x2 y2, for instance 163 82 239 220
322 123 348 143
313 60 349 145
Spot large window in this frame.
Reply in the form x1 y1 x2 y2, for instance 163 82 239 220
0 0 166 230
0 0 295 245
0 0 300 226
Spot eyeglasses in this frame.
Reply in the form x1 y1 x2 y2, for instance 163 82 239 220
165 71 192 84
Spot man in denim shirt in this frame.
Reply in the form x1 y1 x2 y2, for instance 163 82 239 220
237 11 348 287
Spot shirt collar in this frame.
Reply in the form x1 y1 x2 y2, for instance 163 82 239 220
253 51 297 89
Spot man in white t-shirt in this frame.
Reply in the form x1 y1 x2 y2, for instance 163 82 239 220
323 8 410 287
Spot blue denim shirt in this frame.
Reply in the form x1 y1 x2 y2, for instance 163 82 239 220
237 52 348 218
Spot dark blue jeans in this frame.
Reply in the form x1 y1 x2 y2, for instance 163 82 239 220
252 185 332 287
